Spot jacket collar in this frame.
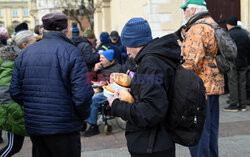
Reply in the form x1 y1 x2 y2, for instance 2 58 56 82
43 32 74 45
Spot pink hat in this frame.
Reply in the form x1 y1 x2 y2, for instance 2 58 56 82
0 27 9 38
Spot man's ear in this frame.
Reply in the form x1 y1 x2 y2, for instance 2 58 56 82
191 8 196 16
64 27 69 35
22 43 27 49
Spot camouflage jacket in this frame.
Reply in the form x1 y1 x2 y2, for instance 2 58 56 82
181 16 224 95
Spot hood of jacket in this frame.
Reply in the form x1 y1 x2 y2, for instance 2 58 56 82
134 33 181 64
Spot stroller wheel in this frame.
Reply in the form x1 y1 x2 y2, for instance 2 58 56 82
81 122 87 132
104 124 113 135
115 117 126 130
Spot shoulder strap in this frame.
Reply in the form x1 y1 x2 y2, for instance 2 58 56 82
192 22 224 57
185 12 210 26
193 21 217 29
102 45 109 50
183 12 210 31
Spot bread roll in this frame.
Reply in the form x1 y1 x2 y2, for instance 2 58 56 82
104 84 115 93
119 89 134 103
114 73 132 87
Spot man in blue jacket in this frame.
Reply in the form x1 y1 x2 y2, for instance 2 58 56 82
10 12 94 157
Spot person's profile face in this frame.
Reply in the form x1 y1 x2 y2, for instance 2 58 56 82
126 47 141 59
110 37 118 44
100 54 111 68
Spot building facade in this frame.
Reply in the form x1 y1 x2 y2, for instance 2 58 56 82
94 0 250 39
94 0 183 39
0 0 38 33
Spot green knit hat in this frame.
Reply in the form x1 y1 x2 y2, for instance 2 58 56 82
83 29 95 39
180 0 207 9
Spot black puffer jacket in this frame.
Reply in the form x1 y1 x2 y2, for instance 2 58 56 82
111 34 180 154
72 36 99 71
228 26 250 67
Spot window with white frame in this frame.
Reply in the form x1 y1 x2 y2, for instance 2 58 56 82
0 10 2 17
12 9 18 17
23 9 29 16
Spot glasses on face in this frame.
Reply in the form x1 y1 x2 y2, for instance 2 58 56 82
183 7 188 12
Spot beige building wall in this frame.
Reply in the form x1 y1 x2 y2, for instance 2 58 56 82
0 0 38 34
94 0 184 39
94 0 250 40
241 0 250 31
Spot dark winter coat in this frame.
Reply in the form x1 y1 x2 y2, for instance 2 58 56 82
112 38 127 64
119 57 136 74
96 61 121 81
10 32 94 135
111 34 180 154
71 36 100 71
228 26 250 67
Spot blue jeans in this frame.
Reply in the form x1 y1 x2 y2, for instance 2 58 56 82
86 92 107 125
189 95 220 157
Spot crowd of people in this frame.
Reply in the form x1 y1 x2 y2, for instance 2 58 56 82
0 0 249 157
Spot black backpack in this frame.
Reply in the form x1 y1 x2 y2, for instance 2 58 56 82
151 54 207 146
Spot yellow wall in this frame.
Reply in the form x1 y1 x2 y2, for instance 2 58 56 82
94 0 184 39
241 0 250 31
94 0 250 40
0 0 38 34
109 0 147 32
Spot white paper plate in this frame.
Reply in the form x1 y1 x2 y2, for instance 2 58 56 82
103 88 114 98
111 81 130 93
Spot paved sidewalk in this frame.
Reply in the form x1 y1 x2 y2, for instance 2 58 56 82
0 94 249 157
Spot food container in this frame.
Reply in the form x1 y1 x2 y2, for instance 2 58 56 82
103 87 114 98
111 81 130 93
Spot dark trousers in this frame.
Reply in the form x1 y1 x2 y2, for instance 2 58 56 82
30 131 81 157
189 95 220 157
0 132 24 157
130 147 175 157
228 66 248 106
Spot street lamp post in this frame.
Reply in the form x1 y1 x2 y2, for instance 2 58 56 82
79 0 85 16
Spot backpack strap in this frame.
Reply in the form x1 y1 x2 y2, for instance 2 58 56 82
191 22 223 56
147 127 157 153
101 45 109 50
183 12 210 31
193 21 218 29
